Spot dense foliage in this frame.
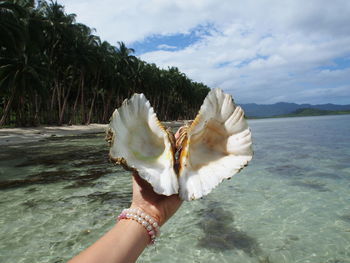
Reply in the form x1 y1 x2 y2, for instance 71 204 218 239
0 0 210 126
282 108 350 117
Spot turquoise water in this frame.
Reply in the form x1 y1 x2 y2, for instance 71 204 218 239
0 115 350 263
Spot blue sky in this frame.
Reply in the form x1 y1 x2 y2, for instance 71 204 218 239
60 0 350 105
131 33 200 55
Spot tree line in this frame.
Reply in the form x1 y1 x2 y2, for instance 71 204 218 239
0 0 210 127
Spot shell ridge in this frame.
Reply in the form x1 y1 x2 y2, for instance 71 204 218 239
178 88 253 200
109 89 252 201
109 93 178 196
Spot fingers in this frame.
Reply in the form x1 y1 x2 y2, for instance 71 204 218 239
132 172 153 192
169 193 183 206
174 126 184 140
132 172 161 201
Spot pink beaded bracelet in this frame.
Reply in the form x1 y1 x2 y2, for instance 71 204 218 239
117 208 160 245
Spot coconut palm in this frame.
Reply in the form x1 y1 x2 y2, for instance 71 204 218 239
0 0 210 127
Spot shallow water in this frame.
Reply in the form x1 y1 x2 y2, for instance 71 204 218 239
0 115 350 263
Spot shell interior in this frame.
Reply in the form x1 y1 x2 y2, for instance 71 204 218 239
108 93 179 196
178 88 253 200
108 89 253 201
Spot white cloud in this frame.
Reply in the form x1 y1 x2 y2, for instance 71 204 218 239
157 44 177 50
59 0 350 104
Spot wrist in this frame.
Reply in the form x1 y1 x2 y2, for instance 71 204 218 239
118 207 160 244
130 203 164 226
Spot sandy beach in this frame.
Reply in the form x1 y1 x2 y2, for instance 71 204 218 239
0 121 189 146
0 124 107 146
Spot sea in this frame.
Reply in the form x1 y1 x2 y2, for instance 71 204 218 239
0 115 349 263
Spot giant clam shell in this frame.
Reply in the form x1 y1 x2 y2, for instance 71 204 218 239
108 89 253 201
178 88 253 200
108 93 179 196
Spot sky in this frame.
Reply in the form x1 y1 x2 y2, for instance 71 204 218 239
59 0 350 104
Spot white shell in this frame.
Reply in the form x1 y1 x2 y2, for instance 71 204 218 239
178 88 253 200
108 89 253 201
108 93 178 196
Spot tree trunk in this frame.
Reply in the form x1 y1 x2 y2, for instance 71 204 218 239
154 93 160 114
69 85 81 125
0 87 16 126
104 95 112 123
87 91 96 125
80 73 85 124
102 90 113 123
50 86 56 111
34 92 39 126
59 85 72 125
56 82 62 123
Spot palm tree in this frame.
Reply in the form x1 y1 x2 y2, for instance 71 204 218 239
0 53 43 125
0 1 27 54
0 1 46 126
0 0 211 126
115 41 136 97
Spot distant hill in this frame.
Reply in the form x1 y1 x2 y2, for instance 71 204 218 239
240 102 350 117
275 108 350 118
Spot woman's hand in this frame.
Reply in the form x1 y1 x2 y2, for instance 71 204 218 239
130 173 182 226
68 126 186 263
130 126 184 226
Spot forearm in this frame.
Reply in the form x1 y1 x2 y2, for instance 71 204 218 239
67 174 182 263
68 219 149 263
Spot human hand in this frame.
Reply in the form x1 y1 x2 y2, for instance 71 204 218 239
129 126 185 226
130 173 182 226
69 126 187 263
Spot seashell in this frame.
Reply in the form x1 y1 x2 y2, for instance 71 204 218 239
108 89 253 201
177 88 253 200
108 93 179 196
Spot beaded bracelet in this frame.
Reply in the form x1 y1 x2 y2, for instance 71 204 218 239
117 208 160 244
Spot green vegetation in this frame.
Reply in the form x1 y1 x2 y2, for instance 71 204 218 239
0 0 210 127
277 108 350 117
247 108 350 119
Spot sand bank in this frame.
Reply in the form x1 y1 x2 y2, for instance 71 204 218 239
0 124 107 146
0 121 190 146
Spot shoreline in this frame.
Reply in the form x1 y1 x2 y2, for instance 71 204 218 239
2 114 349 146
0 124 107 146
246 112 350 119
0 121 190 146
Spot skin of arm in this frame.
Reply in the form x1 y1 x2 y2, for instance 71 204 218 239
68 129 183 263
67 219 149 263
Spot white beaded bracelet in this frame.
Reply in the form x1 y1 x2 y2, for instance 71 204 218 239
117 208 160 244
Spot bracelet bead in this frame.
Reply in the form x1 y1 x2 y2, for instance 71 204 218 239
117 207 160 245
